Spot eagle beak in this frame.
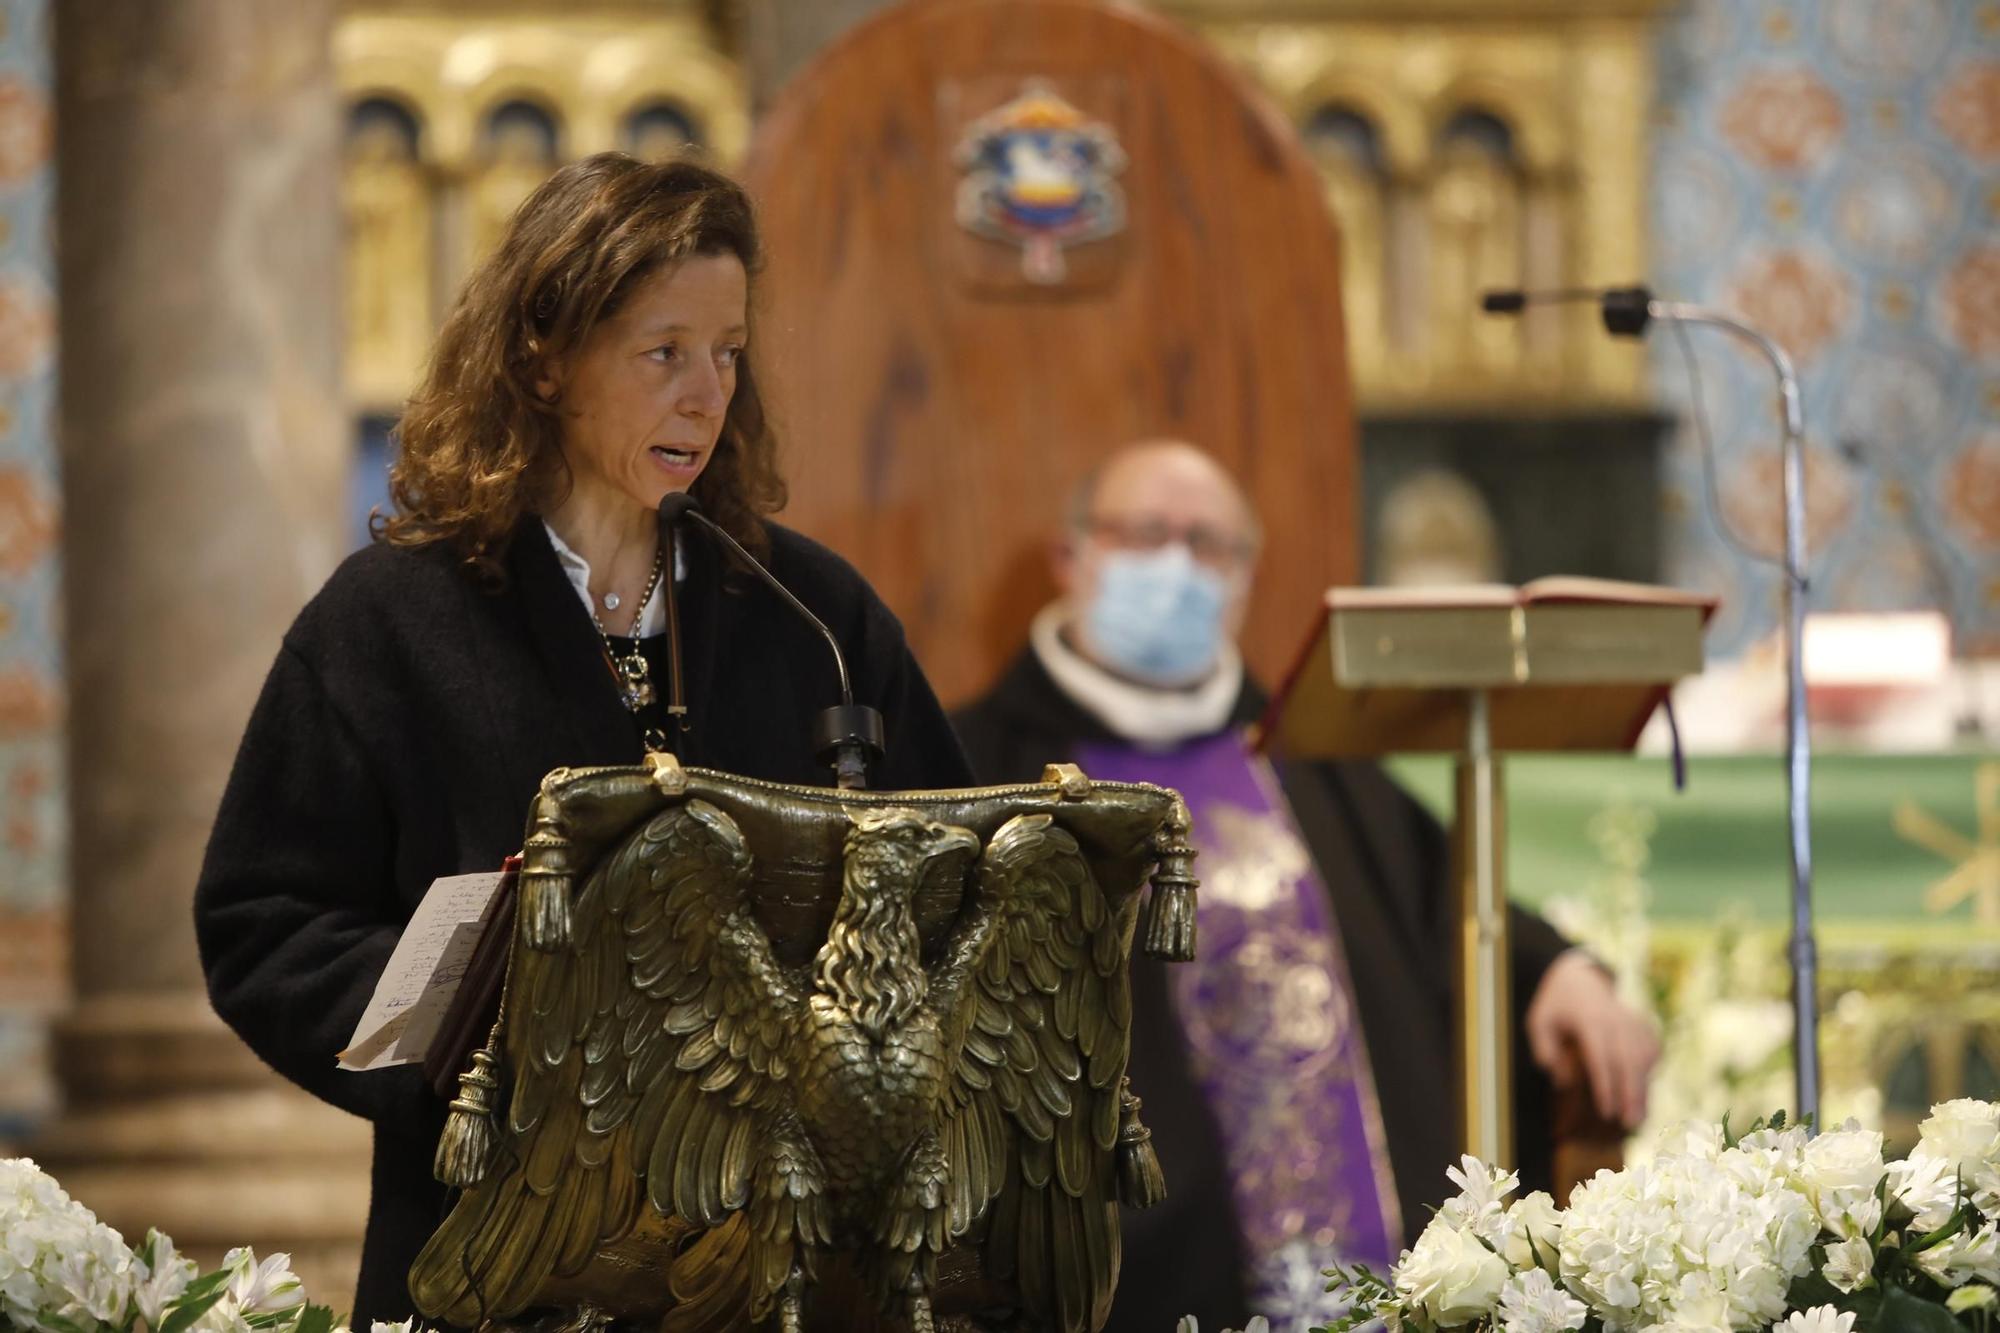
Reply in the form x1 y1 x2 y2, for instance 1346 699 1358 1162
929 825 980 859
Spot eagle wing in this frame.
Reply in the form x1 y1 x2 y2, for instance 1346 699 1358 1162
934 811 1139 1333
410 799 819 1325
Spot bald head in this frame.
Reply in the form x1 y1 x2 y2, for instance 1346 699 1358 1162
1067 440 1259 548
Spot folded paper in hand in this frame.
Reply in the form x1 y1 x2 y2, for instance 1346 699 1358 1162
338 871 506 1072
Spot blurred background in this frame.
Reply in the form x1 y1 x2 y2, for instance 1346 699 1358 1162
0 0 1993 1297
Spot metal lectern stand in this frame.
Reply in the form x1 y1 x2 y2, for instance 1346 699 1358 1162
1254 580 1713 1167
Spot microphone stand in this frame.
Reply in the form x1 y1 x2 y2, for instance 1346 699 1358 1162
1640 297 1817 1126
1485 286 1820 1123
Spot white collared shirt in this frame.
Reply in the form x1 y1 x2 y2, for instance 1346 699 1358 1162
542 520 683 638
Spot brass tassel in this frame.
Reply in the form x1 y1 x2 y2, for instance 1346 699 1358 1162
434 1046 503 1188
520 870 571 951
1142 795 1199 962
1116 1084 1166 1209
1141 882 1196 962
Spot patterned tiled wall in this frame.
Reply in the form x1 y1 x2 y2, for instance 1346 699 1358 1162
0 0 65 1137
1652 0 1999 658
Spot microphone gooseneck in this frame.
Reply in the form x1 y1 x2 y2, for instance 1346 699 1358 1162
655 494 886 790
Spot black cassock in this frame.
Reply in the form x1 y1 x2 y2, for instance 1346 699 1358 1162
953 647 1570 1333
195 520 971 1327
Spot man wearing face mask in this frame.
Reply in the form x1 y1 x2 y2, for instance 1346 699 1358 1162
952 440 1660 1333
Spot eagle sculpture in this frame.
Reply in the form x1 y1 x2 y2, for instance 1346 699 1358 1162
409 758 1198 1333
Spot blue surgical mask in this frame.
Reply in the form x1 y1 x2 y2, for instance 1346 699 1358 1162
1082 545 1231 685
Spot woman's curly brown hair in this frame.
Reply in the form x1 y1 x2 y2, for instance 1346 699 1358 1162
379 152 785 576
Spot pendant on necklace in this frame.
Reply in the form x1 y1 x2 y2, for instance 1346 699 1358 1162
615 649 656 711
603 592 622 611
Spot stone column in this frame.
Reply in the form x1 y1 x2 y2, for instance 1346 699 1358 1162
37 0 367 1300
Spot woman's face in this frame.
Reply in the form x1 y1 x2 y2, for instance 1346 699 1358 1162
546 252 748 514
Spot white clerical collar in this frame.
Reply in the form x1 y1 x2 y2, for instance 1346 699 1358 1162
542 519 684 638
1029 601 1243 748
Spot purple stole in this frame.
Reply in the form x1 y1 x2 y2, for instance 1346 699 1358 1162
1076 730 1399 1324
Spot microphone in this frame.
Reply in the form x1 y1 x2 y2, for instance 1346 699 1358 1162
656 493 886 790
1479 285 1656 335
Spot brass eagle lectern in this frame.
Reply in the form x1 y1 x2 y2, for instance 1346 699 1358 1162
411 755 1198 1333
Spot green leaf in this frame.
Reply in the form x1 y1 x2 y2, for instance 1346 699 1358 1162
173 1272 231 1304
1911 1204 1974 1254
158 1285 230 1333
1877 1285 1970 1333
291 1306 333 1333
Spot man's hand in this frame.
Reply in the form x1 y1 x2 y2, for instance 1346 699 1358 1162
1524 950 1661 1129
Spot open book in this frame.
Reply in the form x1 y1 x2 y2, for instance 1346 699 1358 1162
1257 578 1717 756
1324 575 1720 611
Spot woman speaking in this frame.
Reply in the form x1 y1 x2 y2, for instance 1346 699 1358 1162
193 155 972 1324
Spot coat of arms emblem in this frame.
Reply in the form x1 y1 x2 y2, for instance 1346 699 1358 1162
954 79 1128 285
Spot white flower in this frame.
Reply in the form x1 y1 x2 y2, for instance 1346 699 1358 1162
1800 1125 1887 1238
221 1247 304 1315
1919 1099 2000 1176
1975 1162 2000 1224
1652 1119 1725 1162
1437 1154 1521 1244
1775 1307 1855 1333
1493 1267 1585 1333
1662 1270 1733 1330
1499 1190 1563 1270
1821 1234 1873 1294
1914 1223 2000 1288
1558 1163 1678 1323
132 1230 197 1332
1393 1216 1508 1325
1889 1151 1963 1233
1556 1132 1816 1332
1736 1121 1810 1173
370 1322 415 1333
1951 1283 1999 1314
0 1158 137 1333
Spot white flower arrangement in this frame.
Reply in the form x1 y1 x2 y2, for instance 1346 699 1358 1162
1319 1100 2000 1333
0 1158 403 1333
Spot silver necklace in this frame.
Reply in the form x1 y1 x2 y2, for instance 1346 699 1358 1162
589 549 666 713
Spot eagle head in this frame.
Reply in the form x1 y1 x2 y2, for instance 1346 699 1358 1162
816 810 979 1038
842 808 980 899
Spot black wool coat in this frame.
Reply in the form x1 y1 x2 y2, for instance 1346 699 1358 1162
194 520 972 1327
951 648 1570 1333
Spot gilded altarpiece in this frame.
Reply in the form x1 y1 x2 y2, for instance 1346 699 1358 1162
335 2 748 414
1158 0 1664 413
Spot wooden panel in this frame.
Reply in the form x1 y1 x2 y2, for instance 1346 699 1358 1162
743 0 1357 704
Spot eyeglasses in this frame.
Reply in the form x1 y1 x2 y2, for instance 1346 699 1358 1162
1081 515 1258 567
